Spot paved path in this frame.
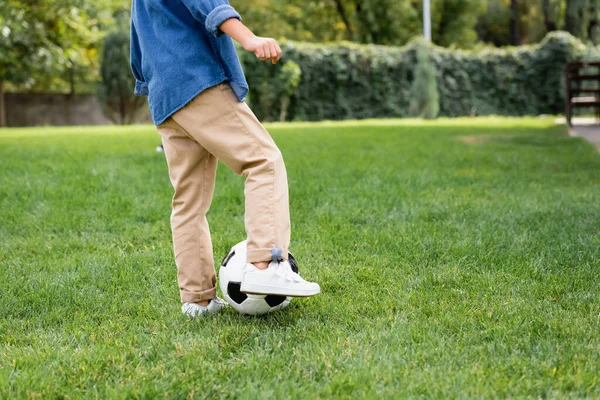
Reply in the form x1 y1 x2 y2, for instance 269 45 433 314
569 126 600 149
555 118 600 150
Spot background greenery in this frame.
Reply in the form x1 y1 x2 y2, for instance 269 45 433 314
3 0 600 95
98 16 147 125
1 118 599 397
242 32 588 121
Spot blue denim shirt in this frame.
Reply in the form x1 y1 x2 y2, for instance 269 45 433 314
130 0 249 125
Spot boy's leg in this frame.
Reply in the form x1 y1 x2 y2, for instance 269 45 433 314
157 118 219 304
171 84 290 264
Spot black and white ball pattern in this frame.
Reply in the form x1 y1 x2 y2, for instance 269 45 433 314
219 241 296 315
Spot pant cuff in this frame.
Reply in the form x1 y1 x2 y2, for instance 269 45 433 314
180 287 217 304
247 247 289 264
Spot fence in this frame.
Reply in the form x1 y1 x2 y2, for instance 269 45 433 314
5 93 151 127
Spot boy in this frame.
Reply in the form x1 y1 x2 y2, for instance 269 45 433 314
130 0 320 317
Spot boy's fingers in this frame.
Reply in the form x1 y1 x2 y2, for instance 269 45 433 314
254 39 281 62
275 43 283 63
257 49 269 61
261 44 271 60
270 43 279 63
272 47 282 64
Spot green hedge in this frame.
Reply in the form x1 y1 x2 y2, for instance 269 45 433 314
239 32 591 121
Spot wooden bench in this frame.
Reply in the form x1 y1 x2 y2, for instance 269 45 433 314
565 62 600 126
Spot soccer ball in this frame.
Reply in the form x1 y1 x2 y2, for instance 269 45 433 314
219 241 296 315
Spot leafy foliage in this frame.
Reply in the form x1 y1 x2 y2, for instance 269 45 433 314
277 62 302 122
477 0 600 46
5 0 597 98
0 1 49 84
234 0 482 49
241 32 589 121
1 0 123 93
233 0 347 43
409 43 439 120
98 29 145 125
430 0 485 48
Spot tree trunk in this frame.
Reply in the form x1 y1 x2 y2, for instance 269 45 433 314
542 0 557 33
280 98 290 122
511 0 520 46
333 0 353 39
565 0 583 38
436 1 449 46
588 19 598 44
0 81 6 128
68 62 75 97
588 0 598 44
66 60 75 125
119 94 126 125
354 2 364 42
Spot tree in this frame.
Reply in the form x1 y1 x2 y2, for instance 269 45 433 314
476 0 562 46
277 61 302 122
37 0 109 95
350 0 420 45
542 0 560 32
564 0 600 44
98 27 145 125
565 0 586 38
409 42 439 120
511 0 520 45
430 0 484 48
0 1 49 126
233 0 347 42
332 0 354 38
0 0 121 126
23 0 124 94
234 0 483 48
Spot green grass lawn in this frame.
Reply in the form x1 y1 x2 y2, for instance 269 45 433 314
1 118 599 398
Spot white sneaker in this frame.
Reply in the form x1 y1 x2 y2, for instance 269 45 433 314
240 260 320 297
181 297 227 317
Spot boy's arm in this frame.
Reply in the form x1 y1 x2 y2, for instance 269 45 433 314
220 19 282 64
179 0 281 64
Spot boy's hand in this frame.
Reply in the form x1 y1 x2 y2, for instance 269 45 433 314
242 36 282 64
219 18 282 64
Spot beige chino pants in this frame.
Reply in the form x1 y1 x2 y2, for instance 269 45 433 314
156 83 290 304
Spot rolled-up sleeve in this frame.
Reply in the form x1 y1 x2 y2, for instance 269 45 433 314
180 0 241 37
205 5 241 37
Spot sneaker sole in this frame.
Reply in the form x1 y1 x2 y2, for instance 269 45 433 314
240 283 320 297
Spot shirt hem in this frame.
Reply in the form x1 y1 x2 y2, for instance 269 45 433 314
153 77 230 126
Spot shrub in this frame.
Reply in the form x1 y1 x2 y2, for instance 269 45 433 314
409 41 440 119
99 29 145 125
277 61 302 122
240 31 590 121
